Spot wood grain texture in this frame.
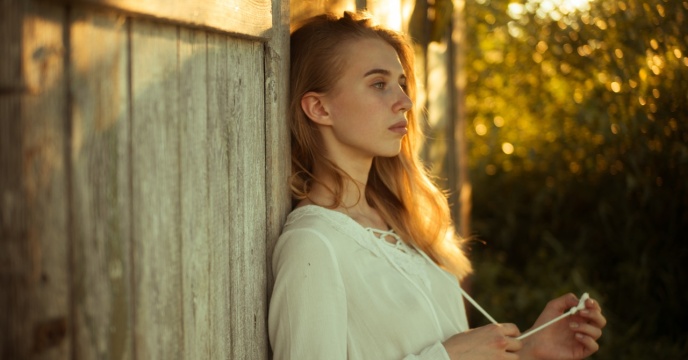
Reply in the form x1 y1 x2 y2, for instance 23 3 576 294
0 1 70 359
206 32 233 360
130 19 183 360
265 0 291 300
46 0 272 38
227 38 268 359
68 8 133 360
2 1 291 358
0 2 25 356
179 27 211 360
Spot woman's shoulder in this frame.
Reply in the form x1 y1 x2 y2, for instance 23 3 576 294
272 206 354 272
274 205 366 260
282 205 356 235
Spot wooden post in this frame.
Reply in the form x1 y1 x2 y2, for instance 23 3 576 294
178 26 210 359
265 0 291 306
451 0 471 237
0 1 70 358
68 7 132 359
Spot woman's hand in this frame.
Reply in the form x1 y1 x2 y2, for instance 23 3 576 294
443 323 522 360
519 293 607 360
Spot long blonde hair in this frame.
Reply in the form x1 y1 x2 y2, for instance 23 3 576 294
290 11 471 279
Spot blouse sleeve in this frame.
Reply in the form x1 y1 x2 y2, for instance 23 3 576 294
268 228 348 360
402 341 451 360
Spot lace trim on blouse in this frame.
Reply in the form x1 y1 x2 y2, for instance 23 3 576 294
285 205 432 291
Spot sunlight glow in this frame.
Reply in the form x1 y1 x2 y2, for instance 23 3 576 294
538 0 592 15
509 0 593 21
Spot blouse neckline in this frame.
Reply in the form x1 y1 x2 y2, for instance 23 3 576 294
292 204 390 233
285 204 434 292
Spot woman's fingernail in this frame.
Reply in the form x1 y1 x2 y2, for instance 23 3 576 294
570 322 579 329
580 310 590 315
576 333 584 339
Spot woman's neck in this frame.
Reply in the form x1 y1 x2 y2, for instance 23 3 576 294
308 164 368 210
304 161 388 230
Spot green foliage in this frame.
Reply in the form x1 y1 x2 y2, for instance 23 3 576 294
463 0 688 358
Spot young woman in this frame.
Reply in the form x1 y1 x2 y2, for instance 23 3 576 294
268 11 606 360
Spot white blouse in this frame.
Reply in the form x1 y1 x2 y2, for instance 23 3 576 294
268 205 469 360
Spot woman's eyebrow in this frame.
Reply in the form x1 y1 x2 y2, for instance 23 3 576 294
363 68 391 77
364 68 407 80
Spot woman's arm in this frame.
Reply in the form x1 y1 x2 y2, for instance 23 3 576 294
268 229 347 360
440 323 523 360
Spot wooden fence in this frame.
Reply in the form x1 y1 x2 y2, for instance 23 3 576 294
0 0 290 358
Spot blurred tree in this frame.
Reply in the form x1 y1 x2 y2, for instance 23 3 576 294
462 0 688 358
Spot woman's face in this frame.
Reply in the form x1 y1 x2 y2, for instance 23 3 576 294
316 37 413 164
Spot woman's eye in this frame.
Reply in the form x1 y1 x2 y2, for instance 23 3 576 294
373 82 386 89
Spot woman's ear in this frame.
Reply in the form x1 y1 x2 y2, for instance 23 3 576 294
301 92 333 126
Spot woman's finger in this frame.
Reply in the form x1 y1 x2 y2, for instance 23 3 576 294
569 321 603 340
574 332 600 353
578 301 607 329
505 336 523 352
499 323 522 338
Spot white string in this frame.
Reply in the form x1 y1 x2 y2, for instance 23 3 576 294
462 291 590 340
517 293 589 340
460 290 499 325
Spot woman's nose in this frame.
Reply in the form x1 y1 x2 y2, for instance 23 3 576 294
396 87 413 113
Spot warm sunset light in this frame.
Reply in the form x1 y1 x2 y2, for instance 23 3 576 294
508 0 592 21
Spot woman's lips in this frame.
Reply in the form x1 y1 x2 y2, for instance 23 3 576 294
389 121 408 134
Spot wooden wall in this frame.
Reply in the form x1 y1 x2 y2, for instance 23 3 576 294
0 0 290 358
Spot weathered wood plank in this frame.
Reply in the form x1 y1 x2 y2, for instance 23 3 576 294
68 8 132 360
0 0 22 91
0 10 25 358
0 1 69 358
179 27 211 360
45 0 272 38
206 32 232 360
130 19 182 360
227 38 268 360
265 0 291 301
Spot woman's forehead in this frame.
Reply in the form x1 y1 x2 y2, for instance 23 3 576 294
338 37 404 76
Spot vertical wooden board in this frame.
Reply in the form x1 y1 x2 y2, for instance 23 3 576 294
68 8 132 360
0 0 26 356
0 0 22 88
227 38 268 360
130 19 182 360
0 94 29 359
205 32 232 360
264 0 291 300
178 27 211 360
12 2 70 359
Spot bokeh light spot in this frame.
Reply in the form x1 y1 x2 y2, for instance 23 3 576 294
502 142 514 154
